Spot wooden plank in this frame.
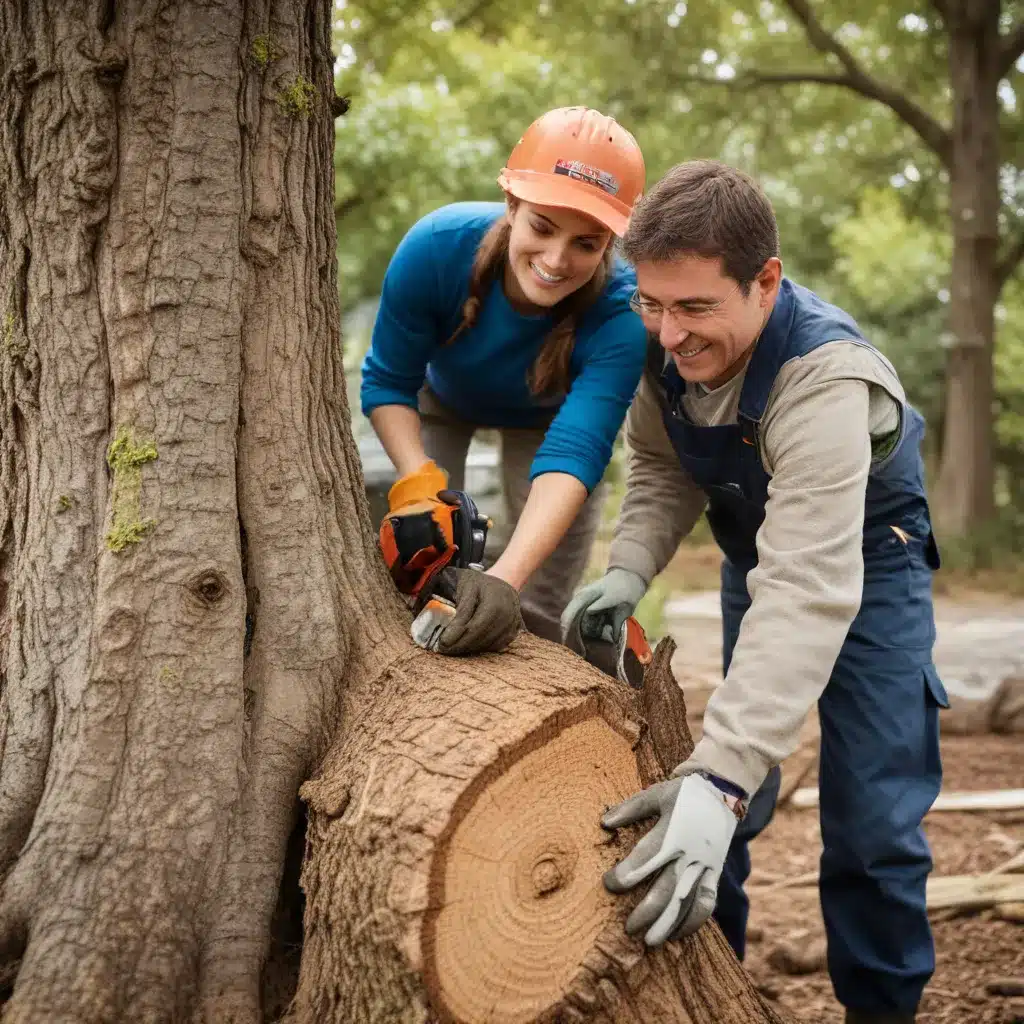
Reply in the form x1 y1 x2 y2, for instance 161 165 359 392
751 872 1024 911
926 874 1024 910
789 787 1024 812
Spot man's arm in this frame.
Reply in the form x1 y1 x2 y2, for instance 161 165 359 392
682 373 875 796
607 371 707 584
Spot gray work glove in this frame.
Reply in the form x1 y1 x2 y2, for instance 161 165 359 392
601 771 741 946
414 567 523 656
559 567 648 647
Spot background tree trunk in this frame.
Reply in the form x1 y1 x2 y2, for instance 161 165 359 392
933 0 1002 535
0 3 791 1022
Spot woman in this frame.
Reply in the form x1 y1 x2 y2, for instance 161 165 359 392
361 106 647 647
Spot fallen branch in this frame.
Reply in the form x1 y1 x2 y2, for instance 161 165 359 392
987 848 1024 876
993 902 1024 923
752 869 819 894
927 874 1024 911
790 787 1024 813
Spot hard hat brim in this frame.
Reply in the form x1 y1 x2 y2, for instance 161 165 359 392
498 169 631 237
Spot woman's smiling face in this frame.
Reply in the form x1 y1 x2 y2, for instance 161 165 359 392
503 199 611 312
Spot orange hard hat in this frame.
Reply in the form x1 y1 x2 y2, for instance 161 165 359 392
497 107 645 237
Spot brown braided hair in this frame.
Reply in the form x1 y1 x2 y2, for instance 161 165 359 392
444 212 614 398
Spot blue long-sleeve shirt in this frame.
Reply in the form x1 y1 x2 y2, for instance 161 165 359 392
360 202 647 492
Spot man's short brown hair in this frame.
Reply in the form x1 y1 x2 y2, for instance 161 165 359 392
621 160 780 293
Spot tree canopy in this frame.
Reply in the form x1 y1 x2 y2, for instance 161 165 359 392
333 0 1024 539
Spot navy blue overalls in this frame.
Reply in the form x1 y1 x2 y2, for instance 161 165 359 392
654 278 949 1015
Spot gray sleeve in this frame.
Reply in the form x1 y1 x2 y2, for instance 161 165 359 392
607 372 707 584
683 373 873 795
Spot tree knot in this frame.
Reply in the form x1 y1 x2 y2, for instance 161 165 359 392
189 570 229 606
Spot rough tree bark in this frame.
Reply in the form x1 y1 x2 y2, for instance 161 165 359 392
0 1 376 1019
0 2 790 1022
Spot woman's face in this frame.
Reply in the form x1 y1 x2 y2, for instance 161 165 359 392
504 199 612 311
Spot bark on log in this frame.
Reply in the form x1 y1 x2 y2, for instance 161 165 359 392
293 637 791 1024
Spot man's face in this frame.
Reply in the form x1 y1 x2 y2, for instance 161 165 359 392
633 255 782 387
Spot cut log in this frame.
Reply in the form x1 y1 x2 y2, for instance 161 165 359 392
290 637 791 1023
789 787 1024 812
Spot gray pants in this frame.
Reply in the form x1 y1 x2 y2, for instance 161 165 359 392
419 387 605 643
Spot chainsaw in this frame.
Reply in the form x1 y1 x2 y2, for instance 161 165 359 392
565 609 653 689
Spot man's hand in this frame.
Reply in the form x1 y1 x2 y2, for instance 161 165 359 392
601 772 740 946
412 567 523 656
560 568 648 648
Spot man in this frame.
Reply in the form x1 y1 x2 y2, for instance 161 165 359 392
561 160 948 1024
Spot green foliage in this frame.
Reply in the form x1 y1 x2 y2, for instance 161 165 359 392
105 427 158 553
333 0 1024 572
332 0 1023 305
278 77 316 117
828 188 1024 504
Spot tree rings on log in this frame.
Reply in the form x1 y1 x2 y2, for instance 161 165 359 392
422 713 641 1023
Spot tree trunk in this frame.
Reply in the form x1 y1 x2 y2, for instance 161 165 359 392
0 3 791 1022
0 1 392 1019
291 638 789 1024
934 0 1001 535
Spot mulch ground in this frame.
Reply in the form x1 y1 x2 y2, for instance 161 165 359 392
741 733 1024 1023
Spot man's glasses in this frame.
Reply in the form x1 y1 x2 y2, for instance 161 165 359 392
628 279 742 326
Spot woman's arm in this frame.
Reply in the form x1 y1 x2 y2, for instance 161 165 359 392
487 471 588 590
360 213 445 475
369 405 431 479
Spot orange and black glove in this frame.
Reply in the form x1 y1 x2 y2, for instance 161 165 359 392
379 460 459 598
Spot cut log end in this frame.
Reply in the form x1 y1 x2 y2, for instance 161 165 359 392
422 713 642 1024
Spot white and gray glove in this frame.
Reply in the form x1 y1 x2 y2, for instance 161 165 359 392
560 567 648 647
601 771 741 946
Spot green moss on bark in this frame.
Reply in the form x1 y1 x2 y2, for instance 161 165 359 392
277 77 316 117
251 34 282 69
105 426 158 553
